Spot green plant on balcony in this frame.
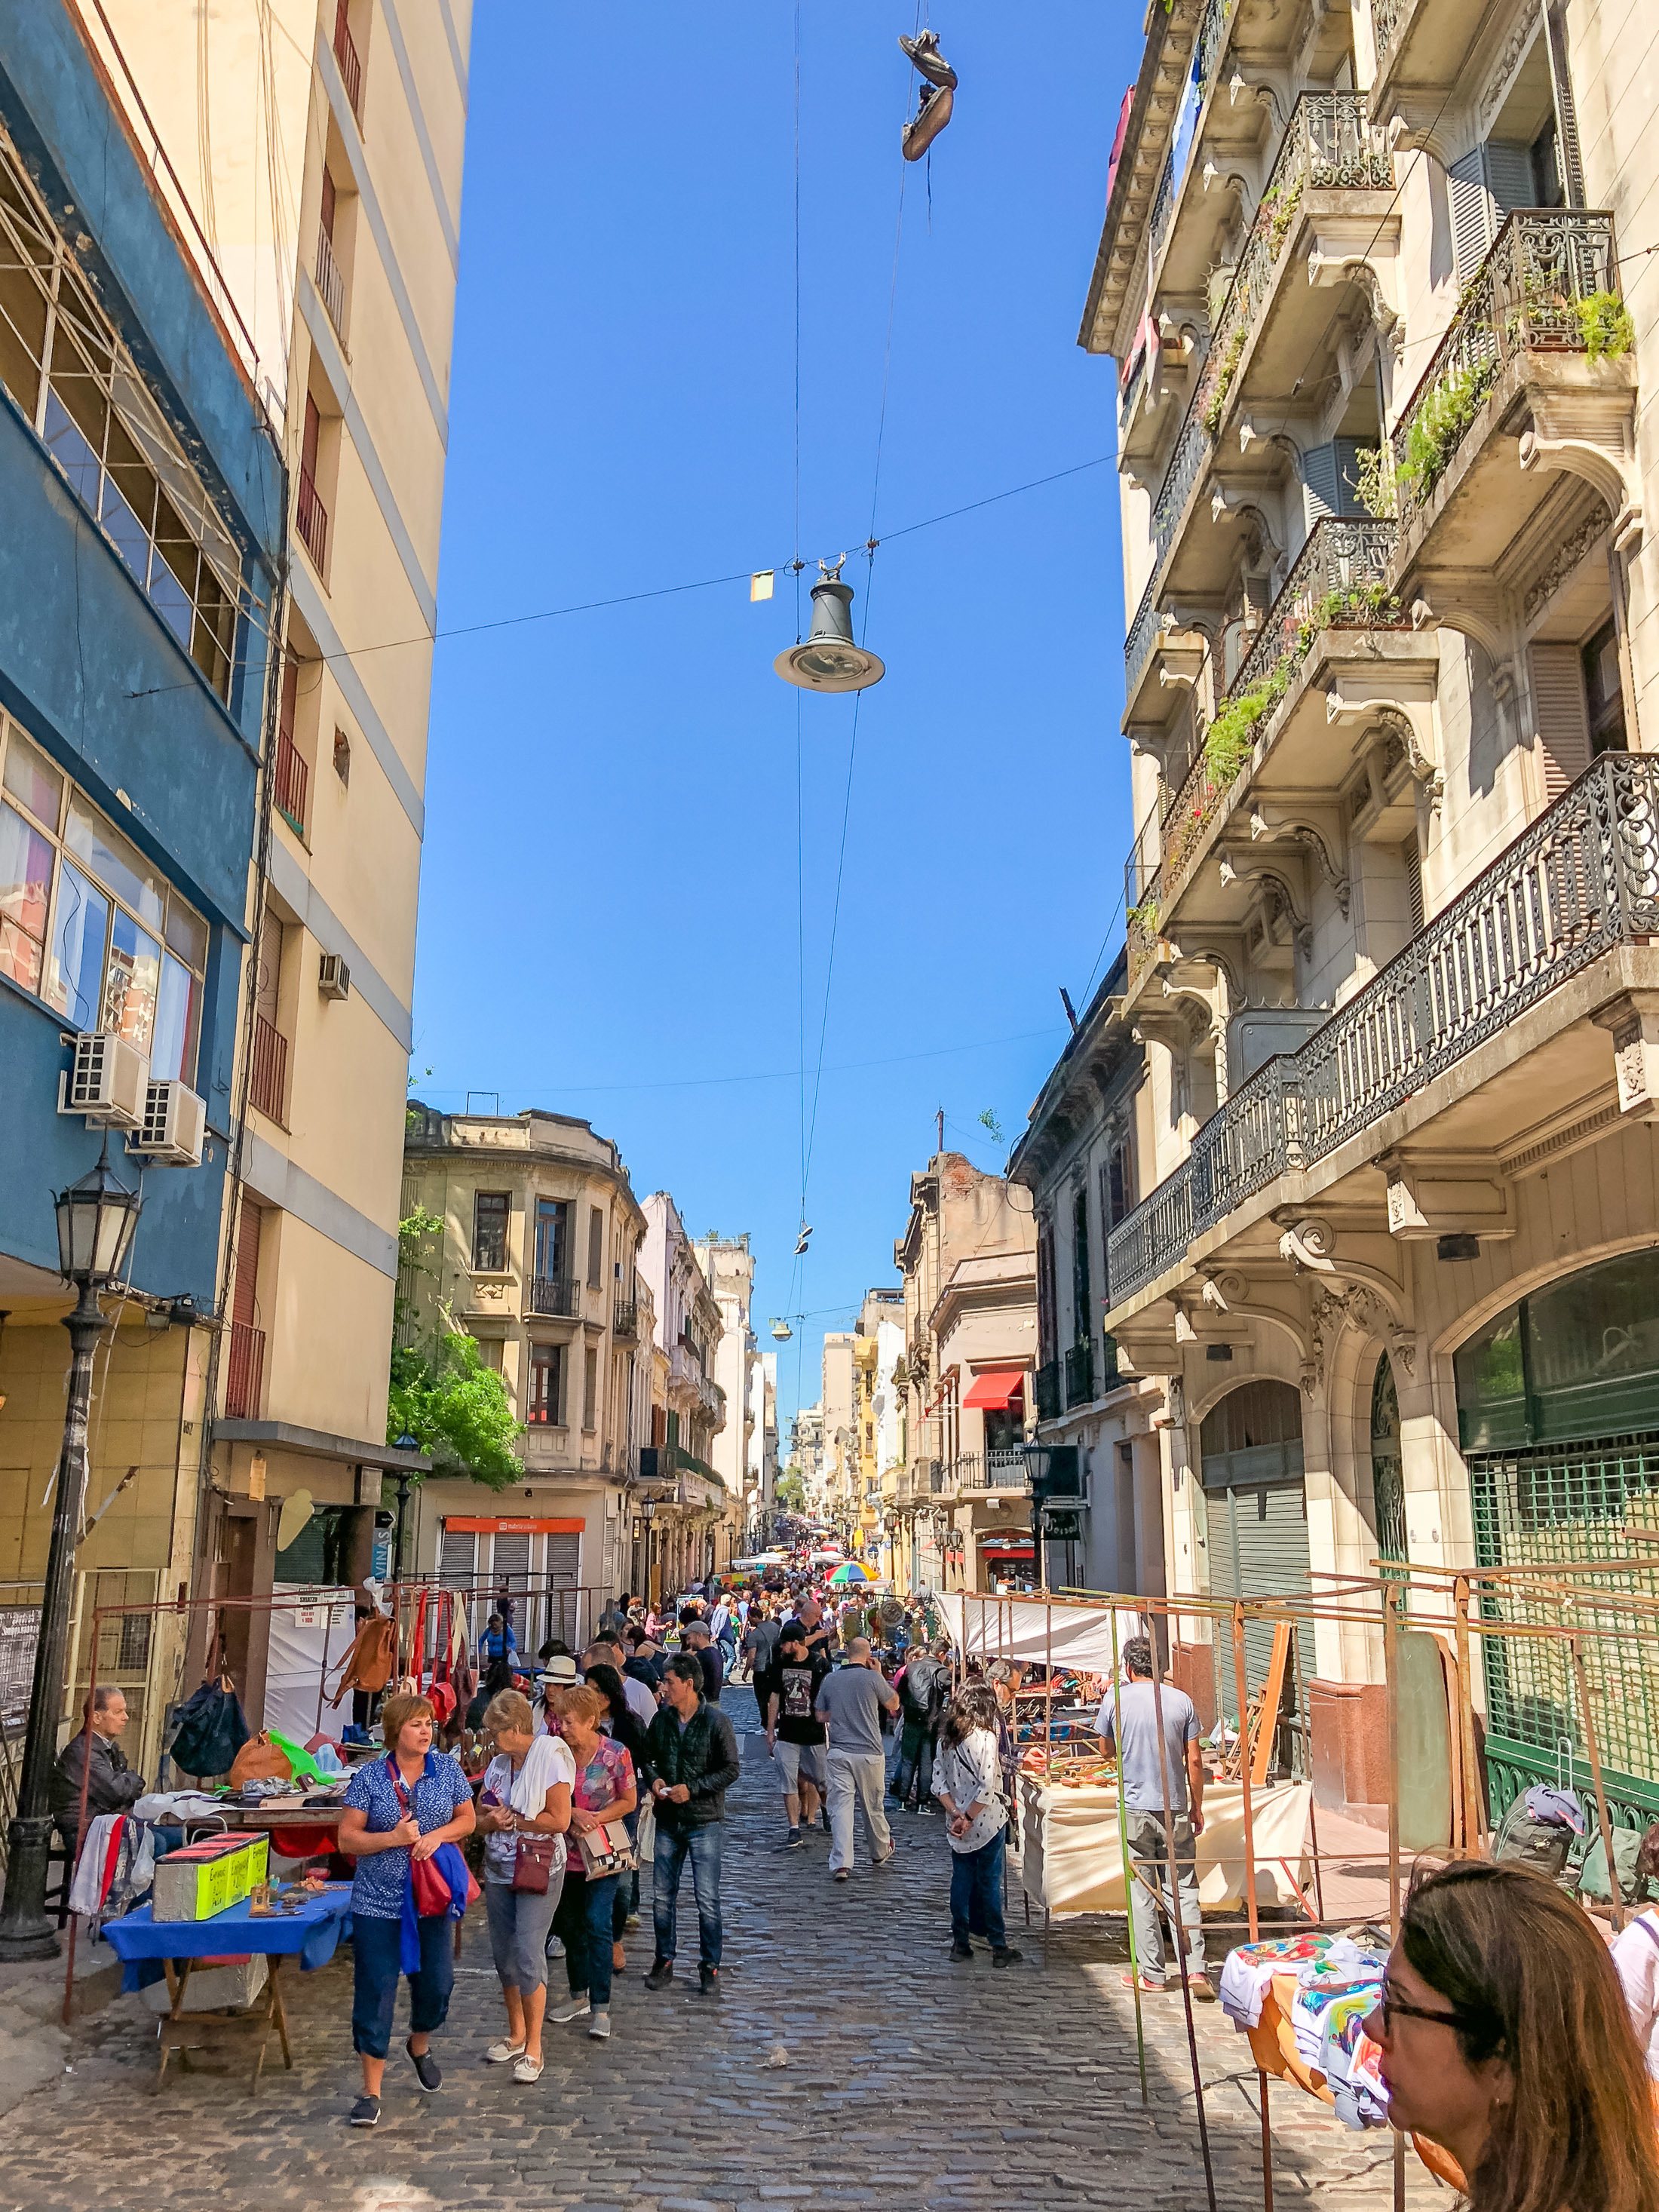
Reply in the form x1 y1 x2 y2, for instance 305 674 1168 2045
1127 895 1162 939
1397 357 1497 500
1576 290 1633 362
1201 324 1247 435
1205 670 1287 785
1264 176 1305 262
1292 581 1398 661
1351 442 1397 518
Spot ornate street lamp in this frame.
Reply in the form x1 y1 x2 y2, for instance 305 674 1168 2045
0 1140 142 1959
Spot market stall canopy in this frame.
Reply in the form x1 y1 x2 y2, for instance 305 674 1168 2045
937 1591 1144 1674
827 1560 878 1586
961 1369 1026 1412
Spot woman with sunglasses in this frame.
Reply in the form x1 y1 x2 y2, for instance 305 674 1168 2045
1368 1861 1657 2212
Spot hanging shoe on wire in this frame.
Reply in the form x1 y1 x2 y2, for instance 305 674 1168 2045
899 29 957 88
793 1226 814 1256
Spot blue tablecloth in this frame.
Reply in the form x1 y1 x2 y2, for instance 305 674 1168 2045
101 1882 353 1994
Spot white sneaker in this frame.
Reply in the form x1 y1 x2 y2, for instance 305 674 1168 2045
486 2039 526 2065
549 1993 591 2024
587 2008 612 2040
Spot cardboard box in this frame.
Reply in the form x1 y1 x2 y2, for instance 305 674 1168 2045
152 1831 271 1922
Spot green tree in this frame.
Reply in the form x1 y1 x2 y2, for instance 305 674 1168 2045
775 1469 806 1514
388 1201 523 1489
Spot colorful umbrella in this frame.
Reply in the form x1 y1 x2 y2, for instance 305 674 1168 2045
827 1560 877 1586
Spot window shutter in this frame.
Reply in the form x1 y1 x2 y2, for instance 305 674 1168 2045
1447 149 1493 282
1529 642 1592 799
583 1346 598 1429
438 1524 477 1585
1334 437 1376 518
1302 441 1339 523
587 1206 604 1288
1403 835 1426 934
232 1196 262 1328
1484 141 1533 218
492 1529 530 1591
546 1532 581 1588
1544 3 1586 208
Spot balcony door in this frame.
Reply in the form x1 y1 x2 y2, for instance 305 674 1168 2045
535 1198 569 1286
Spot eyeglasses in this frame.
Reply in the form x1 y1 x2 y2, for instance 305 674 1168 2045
1372 1984 1477 2035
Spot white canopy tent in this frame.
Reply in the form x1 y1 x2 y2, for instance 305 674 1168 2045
935 1591 1146 1677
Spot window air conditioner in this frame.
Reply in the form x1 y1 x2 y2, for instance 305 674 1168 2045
131 1078 207 1166
317 952 351 1001
57 1032 149 1131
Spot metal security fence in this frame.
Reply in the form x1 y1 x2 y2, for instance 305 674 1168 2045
1469 1434 1659 1827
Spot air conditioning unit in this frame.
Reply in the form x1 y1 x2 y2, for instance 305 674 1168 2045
131 1078 206 1166
57 1032 149 1131
317 952 351 1001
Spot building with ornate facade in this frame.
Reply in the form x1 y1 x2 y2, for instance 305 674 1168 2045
1088 0 1659 1813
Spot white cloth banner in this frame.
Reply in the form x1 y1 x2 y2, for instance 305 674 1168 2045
265 1585 359 1741
935 1591 1145 1677
1016 1775 1313 1915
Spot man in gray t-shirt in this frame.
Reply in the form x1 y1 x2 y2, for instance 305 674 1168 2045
814 1640 900 1878
1097 1639 1211 1997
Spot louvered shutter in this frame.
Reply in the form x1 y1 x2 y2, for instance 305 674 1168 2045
439 1524 477 1585
1530 641 1592 799
1334 437 1375 517
1303 441 1339 523
1484 141 1534 218
232 1196 262 1330
1447 149 1494 281
545 1532 581 1588
492 1529 530 1595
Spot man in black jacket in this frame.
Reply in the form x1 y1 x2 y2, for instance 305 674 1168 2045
50 1686 145 1856
644 1655 740 1996
894 1640 952 1813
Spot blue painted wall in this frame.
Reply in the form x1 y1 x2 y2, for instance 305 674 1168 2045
0 3 286 1307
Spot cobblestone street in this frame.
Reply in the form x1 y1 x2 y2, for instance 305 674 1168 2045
6 1696 1428 2212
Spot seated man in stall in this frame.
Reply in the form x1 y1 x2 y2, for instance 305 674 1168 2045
50 1685 146 1859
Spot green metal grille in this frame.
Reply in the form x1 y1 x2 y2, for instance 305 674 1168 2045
1468 1433 1659 1827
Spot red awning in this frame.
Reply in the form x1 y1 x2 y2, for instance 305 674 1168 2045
961 1369 1026 1412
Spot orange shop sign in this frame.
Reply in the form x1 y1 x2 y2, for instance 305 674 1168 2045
443 1517 585 1536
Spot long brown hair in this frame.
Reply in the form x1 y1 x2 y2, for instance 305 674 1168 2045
1400 1860 1659 2212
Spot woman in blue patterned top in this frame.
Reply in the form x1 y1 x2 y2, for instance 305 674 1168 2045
339 1691 476 2128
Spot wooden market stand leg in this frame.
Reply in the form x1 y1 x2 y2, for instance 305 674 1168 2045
153 1954 294 2095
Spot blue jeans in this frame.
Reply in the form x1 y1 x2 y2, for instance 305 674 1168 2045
894 1722 937 1806
653 1822 723 1968
351 1912 454 2058
553 1873 620 2005
949 1827 1008 1951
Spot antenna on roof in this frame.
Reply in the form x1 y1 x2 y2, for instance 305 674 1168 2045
1059 988 1078 1032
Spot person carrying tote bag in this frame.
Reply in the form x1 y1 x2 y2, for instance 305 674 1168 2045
543 1683 637 2044
474 1689 574 2085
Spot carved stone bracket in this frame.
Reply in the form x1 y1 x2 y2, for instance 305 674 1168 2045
1247 804 1351 918
1329 696 1443 813
1275 1216 1417 1380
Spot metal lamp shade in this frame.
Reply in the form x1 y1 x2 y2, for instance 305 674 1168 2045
774 576 885 694
54 1149 143 1285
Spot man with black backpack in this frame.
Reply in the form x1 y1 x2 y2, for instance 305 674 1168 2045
894 1639 952 1815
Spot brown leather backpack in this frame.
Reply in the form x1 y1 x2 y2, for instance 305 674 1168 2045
228 1730 292 1787
327 1614 397 1706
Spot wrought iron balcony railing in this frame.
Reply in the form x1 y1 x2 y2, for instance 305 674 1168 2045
315 225 346 333
527 1273 581 1318
1034 1360 1062 1424
1127 517 1400 989
1372 0 1407 61
296 465 328 572
1066 1338 1096 1408
953 1450 1032 1493
333 0 363 118
250 1012 288 1124
1140 97 1391 637
1391 210 1619 516
273 726 309 836
1142 0 1237 278
612 1296 639 1338
1108 752 1659 1303
225 1321 265 1420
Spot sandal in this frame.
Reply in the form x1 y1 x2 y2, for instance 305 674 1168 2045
1121 1971 1168 1993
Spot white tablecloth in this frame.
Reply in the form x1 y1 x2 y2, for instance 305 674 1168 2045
1015 1775 1312 1916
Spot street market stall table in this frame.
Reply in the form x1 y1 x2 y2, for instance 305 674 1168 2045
101 1880 353 2092
1014 1772 1314 1917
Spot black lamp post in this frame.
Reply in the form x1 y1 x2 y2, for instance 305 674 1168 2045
0 1140 143 1959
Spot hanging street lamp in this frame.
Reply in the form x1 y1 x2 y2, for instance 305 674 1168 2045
0 1140 143 1959
774 558 885 694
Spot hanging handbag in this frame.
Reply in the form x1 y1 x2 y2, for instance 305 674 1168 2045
511 1830 563 1894
327 1615 397 1706
166 1674 250 1779
228 1730 293 1787
391 1767 481 1915
575 1818 638 1876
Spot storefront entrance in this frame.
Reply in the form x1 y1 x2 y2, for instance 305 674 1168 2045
1200 1379 1310 1715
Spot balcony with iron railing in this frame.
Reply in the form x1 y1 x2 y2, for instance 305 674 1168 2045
314 225 345 334
952 1449 1032 1494
1126 515 1403 996
1107 752 1659 1308
296 466 328 573
526 1274 581 1319
333 0 363 118
1065 1339 1095 1409
612 1294 639 1338
1369 0 1491 127
1385 210 1630 584
250 1012 288 1124
273 726 309 837
1033 1359 1062 1424
1124 93 1394 703
225 1321 265 1420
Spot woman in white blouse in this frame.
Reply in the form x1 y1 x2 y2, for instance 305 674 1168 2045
475 1689 575 2084
1611 1824 1659 2079
932 1685 1021 1968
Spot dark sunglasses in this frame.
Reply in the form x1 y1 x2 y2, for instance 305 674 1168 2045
1373 1983 1481 2036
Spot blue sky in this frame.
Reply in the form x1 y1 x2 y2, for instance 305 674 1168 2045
416 3 1137 1436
